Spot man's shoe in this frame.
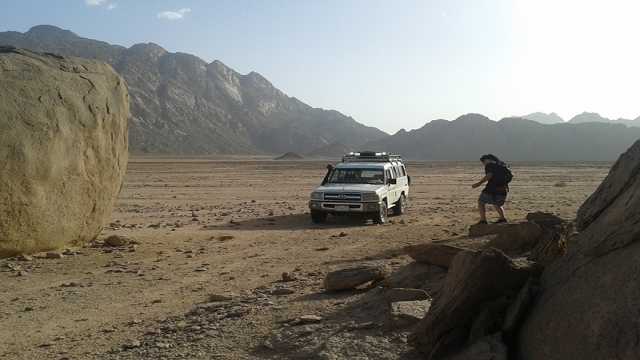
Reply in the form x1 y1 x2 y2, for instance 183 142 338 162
493 218 508 224
475 220 488 225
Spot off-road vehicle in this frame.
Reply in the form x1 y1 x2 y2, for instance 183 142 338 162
308 152 410 224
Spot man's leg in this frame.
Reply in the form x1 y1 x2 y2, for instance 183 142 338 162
494 205 506 220
478 200 487 222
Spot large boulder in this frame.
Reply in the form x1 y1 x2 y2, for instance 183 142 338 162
518 139 640 360
405 243 466 268
469 222 543 254
324 264 388 292
410 248 535 359
0 47 129 256
444 334 507 360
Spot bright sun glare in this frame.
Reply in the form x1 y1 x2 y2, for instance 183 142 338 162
509 0 640 121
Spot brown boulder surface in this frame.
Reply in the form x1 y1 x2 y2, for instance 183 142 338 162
0 47 129 257
444 334 507 360
405 243 465 268
324 264 388 292
469 222 543 254
519 139 640 360
411 248 535 359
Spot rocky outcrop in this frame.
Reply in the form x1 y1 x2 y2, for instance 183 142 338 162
410 249 536 359
0 47 129 256
518 139 640 360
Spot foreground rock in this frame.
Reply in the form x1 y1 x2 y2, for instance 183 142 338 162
519 140 640 360
0 47 129 257
411 248 535 359
469 222 543 254
405 243 465 268
445 334 507 360
388 300 431 329
324 264 388 292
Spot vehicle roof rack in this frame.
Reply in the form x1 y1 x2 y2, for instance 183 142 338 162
342 151 403 163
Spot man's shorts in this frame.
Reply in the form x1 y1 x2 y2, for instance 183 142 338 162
479 191 507 206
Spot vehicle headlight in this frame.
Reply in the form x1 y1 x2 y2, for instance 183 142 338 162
310 191 323 200
362 192 380 202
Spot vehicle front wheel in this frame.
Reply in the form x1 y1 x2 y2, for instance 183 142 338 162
394 194 407 216
311 210 328 224
374 200 388 224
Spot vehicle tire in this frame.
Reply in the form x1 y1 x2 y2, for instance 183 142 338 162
311 210 327 224
374 200 388 224
394 194 407 216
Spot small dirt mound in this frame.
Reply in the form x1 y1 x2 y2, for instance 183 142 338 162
274 152 304 160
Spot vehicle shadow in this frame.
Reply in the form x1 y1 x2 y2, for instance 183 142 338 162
202 213 379 231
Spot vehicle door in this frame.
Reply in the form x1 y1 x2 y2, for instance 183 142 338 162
385 168 394 207
399 164 409 196
393 164 403 201
389 166 399 204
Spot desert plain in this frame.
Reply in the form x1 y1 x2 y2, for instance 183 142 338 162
0 158 610 359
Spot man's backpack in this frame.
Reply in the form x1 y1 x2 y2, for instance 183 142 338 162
502 165 513 184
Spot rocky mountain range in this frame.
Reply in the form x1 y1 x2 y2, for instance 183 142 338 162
2 25 639 159
363 114 640 161
523 111 640 127
0 25 387 154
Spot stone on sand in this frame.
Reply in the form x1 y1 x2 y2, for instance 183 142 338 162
324 264 388 292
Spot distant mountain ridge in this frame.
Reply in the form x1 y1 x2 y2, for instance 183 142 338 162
523 112 564 124
0 25 388 154
364 114 640 161
568 112 640 127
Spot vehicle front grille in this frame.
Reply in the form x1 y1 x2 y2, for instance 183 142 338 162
323 193 362 202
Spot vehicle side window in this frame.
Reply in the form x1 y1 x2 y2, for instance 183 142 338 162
401 165 407 177
385 169 392 180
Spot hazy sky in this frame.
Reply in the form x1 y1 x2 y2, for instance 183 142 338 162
2 0 639 133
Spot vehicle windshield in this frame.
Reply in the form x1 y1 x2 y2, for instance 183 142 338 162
327 168 385 185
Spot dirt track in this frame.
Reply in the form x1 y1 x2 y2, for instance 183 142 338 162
0 158 609 359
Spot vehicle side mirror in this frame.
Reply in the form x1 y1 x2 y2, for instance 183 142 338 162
408 176 411 185
388 178 397 185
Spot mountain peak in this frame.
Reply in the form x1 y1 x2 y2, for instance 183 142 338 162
523 112 565 124
244 71 273 87
27 25 78 39
128 42 168 58
454 113 492 123
569 112 610 124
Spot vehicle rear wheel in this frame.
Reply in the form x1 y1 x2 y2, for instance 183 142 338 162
311 210 328 224
394 194 407 216
374 200 388 224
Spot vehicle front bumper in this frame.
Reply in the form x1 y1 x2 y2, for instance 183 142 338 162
308 201 381 213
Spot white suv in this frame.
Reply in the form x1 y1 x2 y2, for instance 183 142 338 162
308 152 410 224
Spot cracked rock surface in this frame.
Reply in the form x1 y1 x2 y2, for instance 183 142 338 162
0 47 129 256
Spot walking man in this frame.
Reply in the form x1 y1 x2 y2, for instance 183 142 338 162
472 154 512 224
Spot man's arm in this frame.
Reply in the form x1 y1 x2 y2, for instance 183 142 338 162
472 172 492 188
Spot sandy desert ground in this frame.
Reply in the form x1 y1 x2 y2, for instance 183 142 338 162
0 158 610 359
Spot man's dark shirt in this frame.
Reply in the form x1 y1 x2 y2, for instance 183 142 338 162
484 163 508 195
